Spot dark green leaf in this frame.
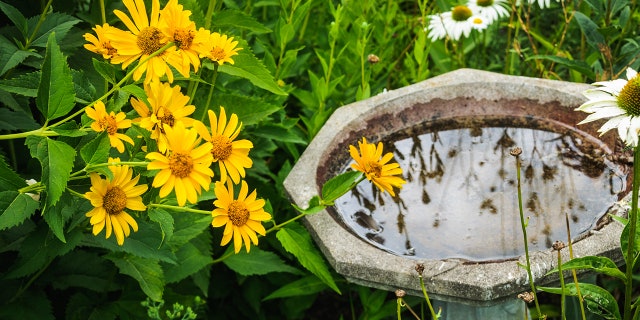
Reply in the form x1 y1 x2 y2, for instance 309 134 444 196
80 132 110 165
252 124 307 144
223 247 301 276
50 121 87 137
37 32 76 121
574 12 605 49
276 222 340 293
26 136 76 207
120 84 148 103
216 44 287 95
527 55 595 79
43 194 75 243
168 210 212 247
0 289 54 320
263 275 328 300
209 93 282 126
212 9 272 34
620 221 640 266
0 1 28 38
0 156 27 191
72 69 97 103
92 58 117 84
539 283 620 320
27 12 81 48
0 108 40 131
163 242 213 283
0 70 40 97
106 253 164 301
322 171 362 203
548 256 626 281
0 35 40 76
148 207 174 245
0 191 38 230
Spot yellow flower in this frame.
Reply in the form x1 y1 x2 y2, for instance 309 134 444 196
195 107 253 184
211 180 271 253
85 101 134 153
85 158 148 245
159 0 210 76
146 122 214 206
108 0 177 83
202 32 241 65
131 81 195 153
349 137 406 196
83 23 118 59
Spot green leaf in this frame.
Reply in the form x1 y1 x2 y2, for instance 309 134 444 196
263 275 328 300
0 35 40 76
120 84 148 103
43 194 75 243
212 9 272 34
26 136 76 207
216 45 287 95
527 55 595 79
548 256 626 281
620 221 640 266
539 283 620 320
92 58 117 84
0 156 27 192
80 132 110 165
148 207 174 245
322 171 362 203
0 108 39 131
223 247 301 276
106 253 164 301
276 222 340 293
163 241 213 283
252 123 307 144
574 12 606 49
0 191 39 230
168 210 212 247
0 70 40 97
209 93 282 126
27 12 81 48
50 121 87 137
37 32 76 121
0 289 54 320
0 1 28 38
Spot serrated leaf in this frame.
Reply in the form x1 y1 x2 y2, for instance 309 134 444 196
276 222 340 293
72 69 97 103
92 58 117 84
252 124 307 144
27 12 81 48
548 256 626 281
209 93 282 126
106 253 164 301
148 207 174 245
0 1 28 38
0 289 54 320
212 9 272 34
50 121 87 137
120 84 148 103
223 247 301 276
168 210 212 247
26 136 76 207
263 275 328 300
163 242 213 283
43 194 75 243
37 32 76 121
574 12 605 49
0 191 39 230
0 70 40 97
539 283 620 320
0 108 40 131
0 156 27 191
80 132 110 165
216 44 287 95
322 171 362 203
0 35 40 76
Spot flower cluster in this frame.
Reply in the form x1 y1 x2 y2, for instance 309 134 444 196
426 0 558 41
81 0 270 253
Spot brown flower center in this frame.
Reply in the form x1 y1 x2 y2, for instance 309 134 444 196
158 108 175 132
103 186 127 215
477 0 493 7
228 200 250 226
451 5 473 22
173 29 194 50
169 152 194 178
137 26 165 55
102 42 117 56
211 135 233 161
98 115 119 135
210 47 226 61
365 161 383 178
618 75 640 116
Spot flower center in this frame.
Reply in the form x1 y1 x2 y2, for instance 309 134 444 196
99 115 119 135
477 0 494 7
169 152 194 178
158 108 175 128
451 5 473 22
102 42 117 56
365 161 383 178
472 17 484 25
137 27 165 55
228 200 250 226
210 47 226 61
173 29 194 50
618 75 640 116
103 186 127 215
211 135 233 161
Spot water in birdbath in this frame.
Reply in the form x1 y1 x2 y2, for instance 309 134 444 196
333 117 628 261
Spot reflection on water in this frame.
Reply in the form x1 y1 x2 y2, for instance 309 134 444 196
334 125 627 261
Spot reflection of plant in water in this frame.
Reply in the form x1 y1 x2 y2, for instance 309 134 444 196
556 132 607 179
480 198 498 214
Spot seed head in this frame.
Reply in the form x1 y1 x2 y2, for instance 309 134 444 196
510 147 522 157
415 263 425 276
517 291 535 303
395 289 406 298
552 240 565 251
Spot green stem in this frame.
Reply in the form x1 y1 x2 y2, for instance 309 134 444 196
419 275 438 319
514 152 542 318
623 145 640 320
266 210 316 234
85 161 149 173
212 250 234 264
565 213 587 320
557 249 566 320
204 0 217 30
24 0 53 48
201 63 219 122
148 203 212 215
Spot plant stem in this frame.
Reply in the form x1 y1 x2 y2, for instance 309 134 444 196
623 145 640 320
565 213 587 320
148 203 212 215
201 63 219 122
557 249 566 320
418 274 439 319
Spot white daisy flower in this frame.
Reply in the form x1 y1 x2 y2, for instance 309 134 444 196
576 68 640 147
427 5 488 41
467 0 510 24
520 0 559 9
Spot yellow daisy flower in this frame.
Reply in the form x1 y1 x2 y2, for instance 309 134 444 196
211 180 271 253
83 23 118 59
146 121 214 206
202 32 241 65
85 101 134 153
85 158 148 245
108 0 177 83
159 0 210 76
349 137 406 196
194 107 253 184
131 81 195 152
